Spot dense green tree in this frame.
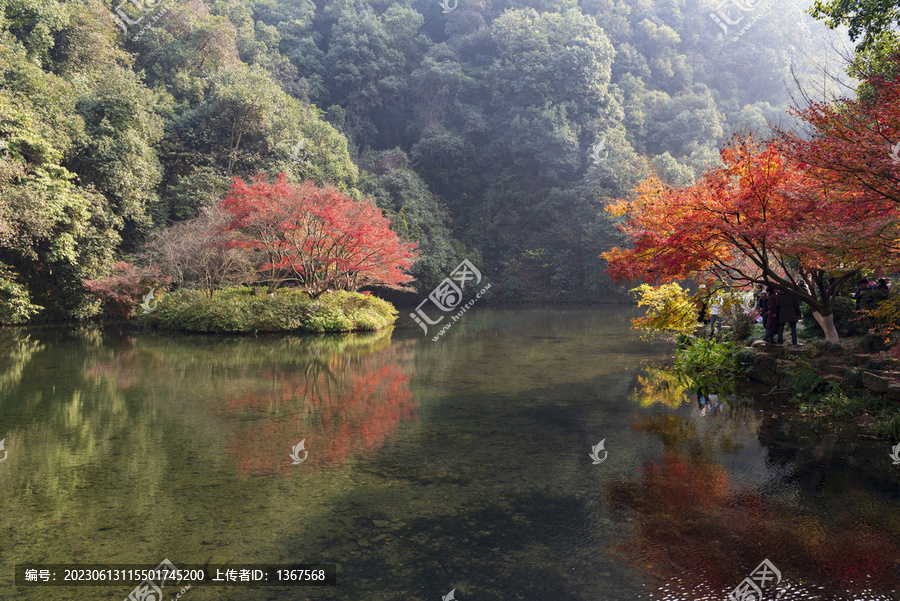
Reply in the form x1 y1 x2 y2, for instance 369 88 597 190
0 29 121 320
159 63 359 219
67 66 167 245
810 0 899 51
319 0 427 148
130 0 240 87
358 148 464 291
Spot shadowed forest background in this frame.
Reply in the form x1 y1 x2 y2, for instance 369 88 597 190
0 0 847 321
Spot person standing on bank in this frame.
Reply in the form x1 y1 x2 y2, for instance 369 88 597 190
775 289 802 346
763 286 778 343
708 292 724 339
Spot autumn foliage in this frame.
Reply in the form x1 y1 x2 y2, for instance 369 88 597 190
629 282 699 340
779 59 900 215
220 175 418 296
602 135 900 343
84 261 171 318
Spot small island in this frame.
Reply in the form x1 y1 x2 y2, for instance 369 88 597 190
83 176 414 333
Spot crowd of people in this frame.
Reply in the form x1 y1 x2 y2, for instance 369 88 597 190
694 277 894 346
851 278 891 310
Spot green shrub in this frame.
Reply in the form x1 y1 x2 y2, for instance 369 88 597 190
301 302 352 332
330 290 396 318
728 310 755 342
779 354 895 423
860 332 890 352
347 309 387 331
735 348 757 366
802 389 861 418
136 287 396 333
844 367 865 389
745 322 766 345
782 360 839 405
673 338 749 393
875 411 900 440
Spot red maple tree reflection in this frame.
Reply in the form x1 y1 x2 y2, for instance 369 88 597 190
82 334 419 477
216 352 418 476
607 414 900 598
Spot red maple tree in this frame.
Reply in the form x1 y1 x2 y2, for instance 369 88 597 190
778 57 900 216
84 261 171 318
602 135 899 344
220 175 418 296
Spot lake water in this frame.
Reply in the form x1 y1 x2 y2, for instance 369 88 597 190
1 307 898 600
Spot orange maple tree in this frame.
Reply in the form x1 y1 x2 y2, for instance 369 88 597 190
602 134 900 344
778 57 900 215
220 174 418 296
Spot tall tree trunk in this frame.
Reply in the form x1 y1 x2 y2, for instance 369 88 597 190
811 311 840 345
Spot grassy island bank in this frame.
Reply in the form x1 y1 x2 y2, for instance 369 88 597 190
134 287 397 334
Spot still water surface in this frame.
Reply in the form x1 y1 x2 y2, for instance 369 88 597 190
0 308 898 600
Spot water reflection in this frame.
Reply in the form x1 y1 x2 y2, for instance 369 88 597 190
78 328 419 475
616 365 900 600
0 312 898 601
0 329 45 393
215 351 418 475
629 364 691 410
0 326 421 600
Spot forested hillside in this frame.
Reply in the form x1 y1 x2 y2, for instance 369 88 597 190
0 0 845 322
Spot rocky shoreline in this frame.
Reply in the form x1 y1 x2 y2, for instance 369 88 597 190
745 341 900 401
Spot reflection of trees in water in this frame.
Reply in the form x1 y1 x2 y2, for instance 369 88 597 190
629 365 691 409
84 342 172 391
217 350 418 476
0 331 45 394
607 414 900 598
0 331 170 544
79 328 418 477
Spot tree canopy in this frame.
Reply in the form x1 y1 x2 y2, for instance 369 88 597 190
603 135 900 344
0 0 853 321
221 175 418 296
